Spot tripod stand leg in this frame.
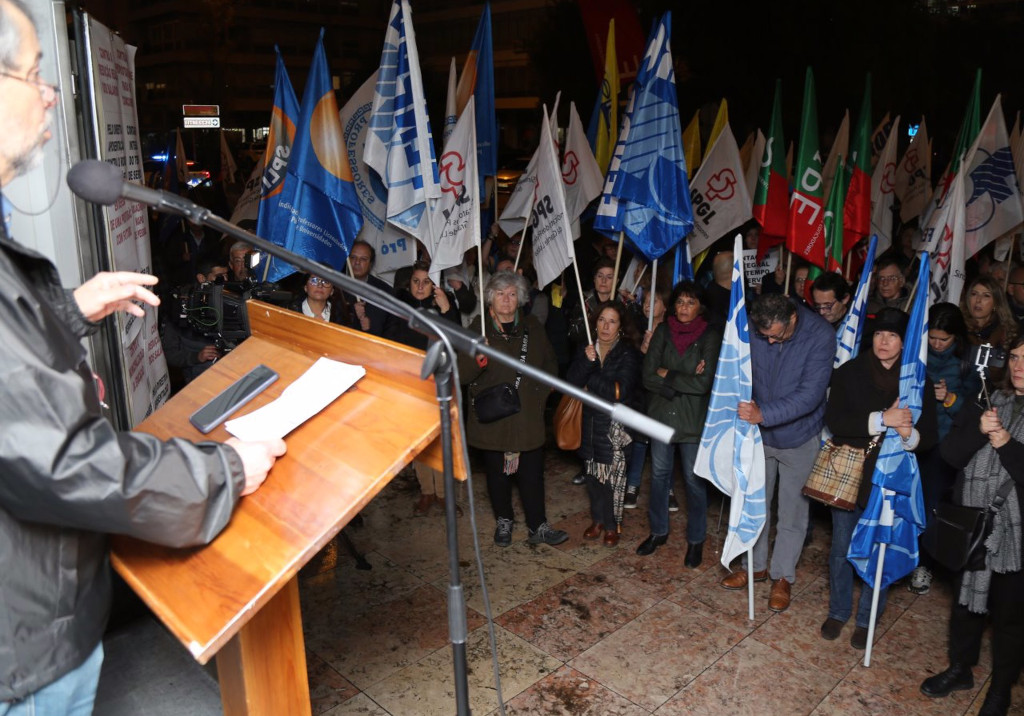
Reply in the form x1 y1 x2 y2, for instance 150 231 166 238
337 529 371 571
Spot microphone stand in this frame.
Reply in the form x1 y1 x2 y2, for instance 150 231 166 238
123 195 674 716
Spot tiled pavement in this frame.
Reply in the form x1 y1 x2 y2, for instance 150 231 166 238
96 448 1024 715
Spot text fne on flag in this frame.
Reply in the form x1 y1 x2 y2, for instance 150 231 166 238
530 104 576 289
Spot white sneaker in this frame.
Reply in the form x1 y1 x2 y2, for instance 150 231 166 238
908 565 932 595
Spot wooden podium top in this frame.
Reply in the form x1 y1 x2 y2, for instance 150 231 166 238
111 301 465 663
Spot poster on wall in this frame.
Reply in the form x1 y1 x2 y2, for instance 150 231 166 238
87 16 170 424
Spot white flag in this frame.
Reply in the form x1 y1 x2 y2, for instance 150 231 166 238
695 234 766 568
963 95 1024 259
229 158 263 227
928 166 966 305
496 93 562 238
219 129 237 184
688 121 753 257
442 57 457 145
868 112 892 171
430 98 480 278
175 127 189 183
531 105 575 288
364 0 441 245
870 115 900 254
340 71 414 276
895 117 932 223
823 110 849 204
562 102 603 239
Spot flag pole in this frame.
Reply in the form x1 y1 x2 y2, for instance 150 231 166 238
612 230 625 291
513 194 537 271
783 249 792 297
477 241 486 337
864 541 887 667
1005 235 1016 291
647 258 658 332
746 548 755 621
572 257 594 345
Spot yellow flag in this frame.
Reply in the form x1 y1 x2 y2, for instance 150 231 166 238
707 98 728 149
682 110 701 175
594 19 619 174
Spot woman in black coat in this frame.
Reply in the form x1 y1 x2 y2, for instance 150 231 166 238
822 308 937 650
566 301 643 547
386 261 462 513
920 334 1024 716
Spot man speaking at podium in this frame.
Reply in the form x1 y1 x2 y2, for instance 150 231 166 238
0 1 286 713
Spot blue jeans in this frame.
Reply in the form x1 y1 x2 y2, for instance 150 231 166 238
829 507 888 627
649 440 703 542
626 441 647 490
0 643 102 716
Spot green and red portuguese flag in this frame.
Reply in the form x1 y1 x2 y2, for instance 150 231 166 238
842 74 872 255
753 79 789 259
787 67 826 270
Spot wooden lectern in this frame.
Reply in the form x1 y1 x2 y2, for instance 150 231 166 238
111 301 467 715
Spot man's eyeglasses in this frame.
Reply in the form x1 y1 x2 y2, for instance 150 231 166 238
755 322 792 342
308 276 331 287
814 301 836 313
877 275 902 284
0 70 59 104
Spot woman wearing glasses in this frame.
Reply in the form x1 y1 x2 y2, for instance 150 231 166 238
288 273 352 326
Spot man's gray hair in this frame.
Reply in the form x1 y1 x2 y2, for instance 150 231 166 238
0 0 36 72
229 241 251 254
485 270 530 308
748 292 797 331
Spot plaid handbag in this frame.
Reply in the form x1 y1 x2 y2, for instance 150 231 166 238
802 436 881 511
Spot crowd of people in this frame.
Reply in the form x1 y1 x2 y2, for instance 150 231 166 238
147 204 1024 714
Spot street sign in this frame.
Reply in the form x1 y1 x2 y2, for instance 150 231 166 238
183 116 221 128
182 104 220 116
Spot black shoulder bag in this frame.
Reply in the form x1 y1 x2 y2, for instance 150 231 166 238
472 329 529 424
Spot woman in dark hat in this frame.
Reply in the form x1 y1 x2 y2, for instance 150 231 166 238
819 307 937 650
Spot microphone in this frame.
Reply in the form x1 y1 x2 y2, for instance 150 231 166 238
67 159 206 221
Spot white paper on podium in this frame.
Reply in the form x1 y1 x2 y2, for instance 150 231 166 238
225 357 366 441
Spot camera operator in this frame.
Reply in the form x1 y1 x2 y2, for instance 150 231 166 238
159 261 226 390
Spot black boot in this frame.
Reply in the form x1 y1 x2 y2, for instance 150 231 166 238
684 542 703 568
635 533 667 556
978 683 1013 716
920 664 974 698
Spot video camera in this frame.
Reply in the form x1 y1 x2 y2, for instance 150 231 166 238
173 279 293 351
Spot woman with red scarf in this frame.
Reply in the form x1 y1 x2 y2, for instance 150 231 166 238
637 281 722 563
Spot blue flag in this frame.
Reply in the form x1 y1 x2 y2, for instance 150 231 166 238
593 12 693 261
834 234 878 366
672 241 693 285
848 255 930 589
694 234 767 568
256 48 299 253
457 2 497 196
364 0 441 247
267 31 364 283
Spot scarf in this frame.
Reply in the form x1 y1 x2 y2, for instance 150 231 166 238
867 352 900 395
958 390 1024 614
666 314 707 357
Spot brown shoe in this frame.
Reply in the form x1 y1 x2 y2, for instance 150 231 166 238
582 522 604 540
603 529 620 548
720 568 769 590
768 578 792 612
414 493 435 514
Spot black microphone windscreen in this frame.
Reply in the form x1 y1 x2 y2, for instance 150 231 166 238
66 159 124 206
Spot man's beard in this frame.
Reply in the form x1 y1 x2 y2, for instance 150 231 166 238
5 115 51 179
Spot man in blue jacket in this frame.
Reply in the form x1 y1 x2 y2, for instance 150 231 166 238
719 293 834 612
